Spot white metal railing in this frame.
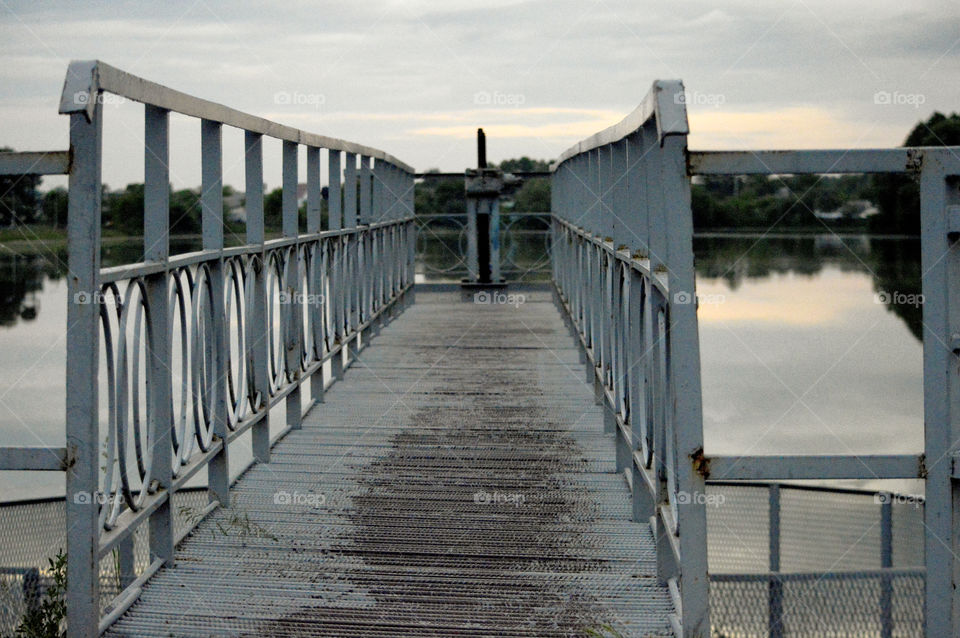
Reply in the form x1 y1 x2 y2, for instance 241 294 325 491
550 80 709 636
0 60 416 637
549 79 960 637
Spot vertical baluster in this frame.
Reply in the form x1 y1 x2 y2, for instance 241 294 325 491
584 151 596 359
201 119 229 506
328 151 342 231
631 129 650 259
403 169 413 296
306 146 324 406
343 152 359 362
328 151 344 380
591 148 603 391
466 171 479 282
387 165 399 300
490 194 502 284
144 104 173 565
645 122 665 273
599 144 613 369
769 484 783 638
622 132 653 523
629 268 654 523
245 132 270 460
65 97 102 638
359 155 372 340
372 160 386 332
282 140 301 430
880 491 893 638
610 139 629 471
406 170 416 303
405 172 417 304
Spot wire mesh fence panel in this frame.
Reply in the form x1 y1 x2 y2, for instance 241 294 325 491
707 483 925 636
780 488 880 572
0 489 211 633
706 484 770 573
711 572 923 638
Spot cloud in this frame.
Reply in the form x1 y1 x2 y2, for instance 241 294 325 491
0 0 957 187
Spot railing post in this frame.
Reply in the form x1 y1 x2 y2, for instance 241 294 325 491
918 149 959 638
661 120 710 635
343 152 359 362
372 160 386 331
282 140 302 430
609 138 630 474
201 119 229 506
359 155 372 342
621 133 647 479
402 167 415 303
880 491 893 638
245 132 270 461
328 151 345 380
306 146 325 406
768 484 783 638
65 100 102 638
144 104 174 567
598 144 616 435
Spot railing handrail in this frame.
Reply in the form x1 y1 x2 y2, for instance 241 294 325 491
48 60 419 637
550 77 960 637
549 78 711 636
58 60 413 173
552 79 688 168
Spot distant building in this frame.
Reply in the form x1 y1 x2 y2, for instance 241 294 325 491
813 199 878 221
224 189 246 224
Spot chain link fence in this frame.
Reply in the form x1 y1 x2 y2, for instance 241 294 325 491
0 488 208 634
0 484 924 635
707 482 924 637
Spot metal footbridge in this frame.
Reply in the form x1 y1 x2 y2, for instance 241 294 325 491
0 61 956 637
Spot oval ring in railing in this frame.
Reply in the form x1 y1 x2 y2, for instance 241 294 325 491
97 284 120 531
224 256 249 430
190 263 217 453
265 248 287 396
168 267 193 471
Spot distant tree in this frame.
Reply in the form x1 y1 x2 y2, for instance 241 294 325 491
499 157 551 173
169 188 201 235
104 183 145 235
264 187 284 230
513 178 550 212
871 112 960 234
41 187 69 229
0 147 42 226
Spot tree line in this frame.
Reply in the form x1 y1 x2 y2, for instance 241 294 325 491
3 113 958 237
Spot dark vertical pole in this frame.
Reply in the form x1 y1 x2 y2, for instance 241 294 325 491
477 128 486 169
769 484 783 638
880 494 893 638
476 128 491 282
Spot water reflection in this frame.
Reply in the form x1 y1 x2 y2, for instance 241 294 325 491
0 234 924 338
0 253 58 327
693 234 922 342
0 233 924 499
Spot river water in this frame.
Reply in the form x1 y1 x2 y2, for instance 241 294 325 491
0 233 924 500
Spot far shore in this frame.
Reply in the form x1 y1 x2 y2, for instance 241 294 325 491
0 225 920 256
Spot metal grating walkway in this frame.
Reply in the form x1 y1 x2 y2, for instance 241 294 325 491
105 289 673 637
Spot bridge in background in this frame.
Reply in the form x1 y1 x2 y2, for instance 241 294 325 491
0 61 954 637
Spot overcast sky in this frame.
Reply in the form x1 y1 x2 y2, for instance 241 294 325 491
1 0 958 190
